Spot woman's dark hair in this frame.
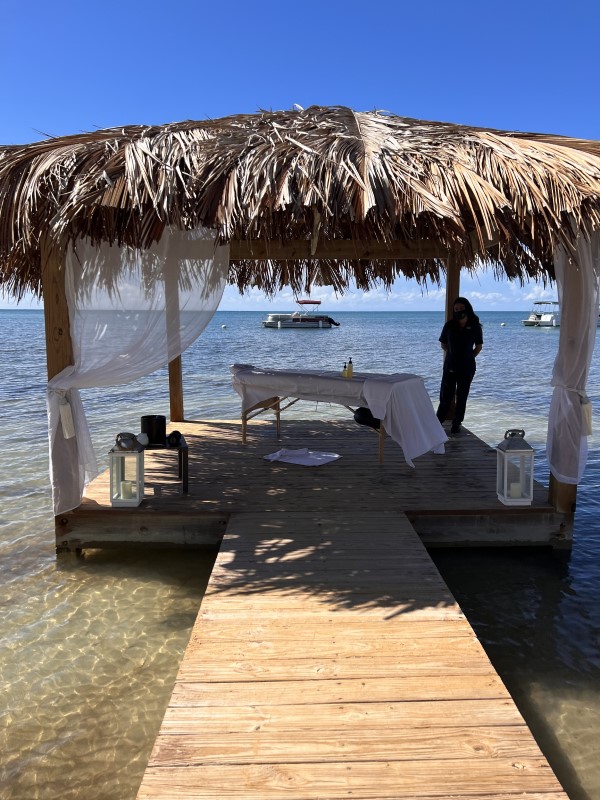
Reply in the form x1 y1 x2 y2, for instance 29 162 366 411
454 296 480 325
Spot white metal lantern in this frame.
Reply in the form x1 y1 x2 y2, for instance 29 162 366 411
496 429 534 506
109 444 145 507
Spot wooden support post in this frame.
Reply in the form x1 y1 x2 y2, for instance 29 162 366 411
165 263 184 423
548 474 577 514
441 255 461 421
40 237 73 381
444 255 461 322
168 356 184 422
41 237 79 547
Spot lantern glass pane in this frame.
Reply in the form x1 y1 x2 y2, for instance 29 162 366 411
110 451 144 506
496 451 506 496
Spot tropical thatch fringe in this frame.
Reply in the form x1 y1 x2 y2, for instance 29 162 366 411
1 106 599 299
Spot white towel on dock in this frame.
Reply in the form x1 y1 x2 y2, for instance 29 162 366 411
264 448 341 466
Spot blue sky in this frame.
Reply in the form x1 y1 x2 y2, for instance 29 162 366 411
2 0 599 311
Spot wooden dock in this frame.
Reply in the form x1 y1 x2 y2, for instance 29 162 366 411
136 511 568 799
58 417 571 552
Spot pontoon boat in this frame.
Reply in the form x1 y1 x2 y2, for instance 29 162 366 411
262 300 340 329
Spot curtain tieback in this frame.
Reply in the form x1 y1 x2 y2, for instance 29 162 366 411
49 388 76 439
552 383 587 399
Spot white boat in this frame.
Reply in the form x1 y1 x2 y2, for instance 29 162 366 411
262 300 340 329
522 301 561 327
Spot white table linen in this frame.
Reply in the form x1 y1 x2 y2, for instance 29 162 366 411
230 364 447 466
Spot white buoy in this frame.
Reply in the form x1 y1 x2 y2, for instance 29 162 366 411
500 322 506 327
221 324 227 329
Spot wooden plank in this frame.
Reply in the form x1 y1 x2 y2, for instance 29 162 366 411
138 762 566 799
177 656 497 682
55 508 226 552
149 725 547 766
182 618 475 641
168 673 510 705
208 570 448 589
159 698 526 733
215 549 438 567
178 635 487 663
198 603 465 624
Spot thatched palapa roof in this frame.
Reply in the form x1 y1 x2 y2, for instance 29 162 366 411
1 105 600 300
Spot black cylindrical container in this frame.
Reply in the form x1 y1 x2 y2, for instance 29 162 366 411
141 415 166 446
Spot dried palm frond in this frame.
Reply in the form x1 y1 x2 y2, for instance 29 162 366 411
1 106 599 299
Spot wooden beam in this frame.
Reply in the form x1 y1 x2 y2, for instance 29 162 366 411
230 234 498 262
231 239 446 261
40 237 73 381
444 254 461 322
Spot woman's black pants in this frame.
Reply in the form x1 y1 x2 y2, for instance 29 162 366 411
436 368 474 427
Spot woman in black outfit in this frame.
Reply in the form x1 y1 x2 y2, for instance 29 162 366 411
436 297 483 434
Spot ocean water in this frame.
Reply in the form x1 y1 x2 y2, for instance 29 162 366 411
1 307 599 800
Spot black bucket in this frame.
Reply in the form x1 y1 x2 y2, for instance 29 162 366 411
141 414 166 445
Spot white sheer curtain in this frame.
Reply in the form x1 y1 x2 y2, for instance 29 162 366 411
47 227 229 514
547 230 600 484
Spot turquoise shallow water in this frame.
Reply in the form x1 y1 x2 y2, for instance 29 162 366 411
1 308 599 799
